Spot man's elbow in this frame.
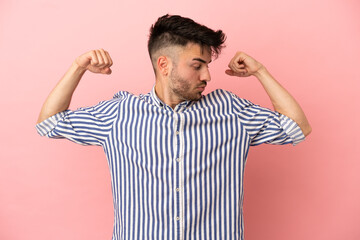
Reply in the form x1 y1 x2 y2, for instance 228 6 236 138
36 115 45 125
302 124 312 137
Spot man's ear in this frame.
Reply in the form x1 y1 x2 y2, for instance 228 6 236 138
157 56 170 76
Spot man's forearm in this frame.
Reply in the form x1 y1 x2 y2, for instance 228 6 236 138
37 62 86 124
254 67 312 136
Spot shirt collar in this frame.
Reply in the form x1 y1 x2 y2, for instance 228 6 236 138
150 86 193 112
150 86 166 108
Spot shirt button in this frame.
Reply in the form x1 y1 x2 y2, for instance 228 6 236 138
176 158 180 162
175 131 180 135
176 216 180 221
176 188 180 192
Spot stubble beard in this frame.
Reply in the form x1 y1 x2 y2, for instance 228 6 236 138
170 68 203 102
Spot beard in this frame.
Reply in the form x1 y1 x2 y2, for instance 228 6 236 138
170 67 206 101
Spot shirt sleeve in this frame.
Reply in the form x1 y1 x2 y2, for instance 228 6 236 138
230 92 305 146
35 96 121 146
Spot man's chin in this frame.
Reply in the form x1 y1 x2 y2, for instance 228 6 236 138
186 93 202 101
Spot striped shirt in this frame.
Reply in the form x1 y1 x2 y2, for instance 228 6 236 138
36 88 305 240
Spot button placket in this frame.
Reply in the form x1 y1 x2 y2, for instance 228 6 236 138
173 112 184 240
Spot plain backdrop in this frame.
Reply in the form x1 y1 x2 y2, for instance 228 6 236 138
1 0 359 239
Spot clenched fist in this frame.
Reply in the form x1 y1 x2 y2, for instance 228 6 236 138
75 49 113 74
225 51 264 78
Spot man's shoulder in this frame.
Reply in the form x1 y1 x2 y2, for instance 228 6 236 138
204 89 244 102
112 91 151 99
204 89 254 109
112 90 134 99
205 89 232 99
111 90 155 107
194 89 234 110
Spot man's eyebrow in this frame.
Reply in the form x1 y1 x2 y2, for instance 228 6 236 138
192 58 212 64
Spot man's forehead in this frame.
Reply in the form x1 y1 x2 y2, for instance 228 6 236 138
182 43 212 62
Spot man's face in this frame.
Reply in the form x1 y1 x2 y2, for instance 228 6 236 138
168 43 212 101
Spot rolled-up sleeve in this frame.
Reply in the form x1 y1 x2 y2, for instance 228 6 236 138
231 93 305 146
36 111 68 137
278 114 305 146
36 97 121 146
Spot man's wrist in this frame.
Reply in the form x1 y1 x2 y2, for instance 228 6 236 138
253 66 269 79
71 61 87 75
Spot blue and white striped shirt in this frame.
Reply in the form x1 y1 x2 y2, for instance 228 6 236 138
36 88 305 240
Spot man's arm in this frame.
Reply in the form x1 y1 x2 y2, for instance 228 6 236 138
37 49 113 124
225 51 312 137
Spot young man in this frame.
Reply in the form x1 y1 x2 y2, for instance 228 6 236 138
36 14 311 240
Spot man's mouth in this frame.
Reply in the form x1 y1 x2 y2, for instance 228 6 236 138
197 82 207 91
197 85 206 91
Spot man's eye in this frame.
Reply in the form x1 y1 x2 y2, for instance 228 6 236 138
194 65 201 70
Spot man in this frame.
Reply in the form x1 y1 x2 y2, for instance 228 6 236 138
36 14 311 240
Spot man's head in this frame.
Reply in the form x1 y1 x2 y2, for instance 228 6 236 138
148 14 226 105
148 14 226 75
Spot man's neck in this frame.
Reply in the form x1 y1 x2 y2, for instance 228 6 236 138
154 82 184 109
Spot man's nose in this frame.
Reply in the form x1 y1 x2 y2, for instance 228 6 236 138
201 68 211 82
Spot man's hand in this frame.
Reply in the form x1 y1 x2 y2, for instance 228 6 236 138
75 49 113 74
225 51 264 78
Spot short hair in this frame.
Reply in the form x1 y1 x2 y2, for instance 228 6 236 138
148 14 226 66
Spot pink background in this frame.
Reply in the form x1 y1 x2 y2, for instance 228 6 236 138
1 0 359 239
